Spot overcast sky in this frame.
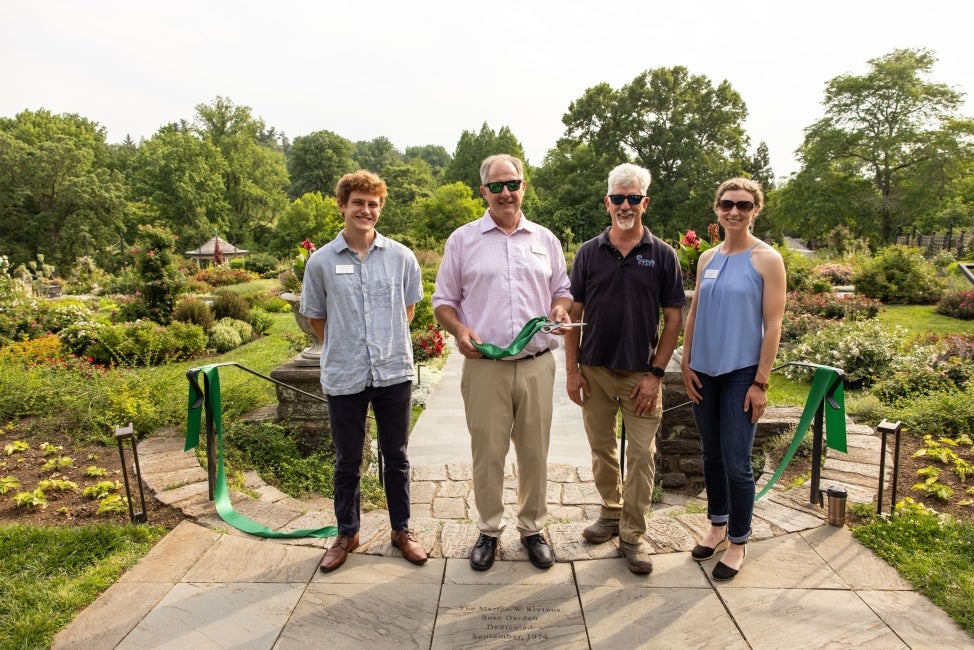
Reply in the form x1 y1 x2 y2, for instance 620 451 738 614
2 0 970 181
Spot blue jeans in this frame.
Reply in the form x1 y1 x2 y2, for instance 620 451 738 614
691 365 758 544
328 381 412 537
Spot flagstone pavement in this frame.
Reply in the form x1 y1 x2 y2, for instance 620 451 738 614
53 347 972 649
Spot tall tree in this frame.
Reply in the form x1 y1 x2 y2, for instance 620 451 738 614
405 144 451 179
410 182 483 241
353 136 403 176
559 67 750 240
286 130 357 199
193 97 289 247
443 123 526 194
532 139 615 243
798 48 973 244
270 192 343 256
379 159 437 237
0 110 127 270
132 127 231 245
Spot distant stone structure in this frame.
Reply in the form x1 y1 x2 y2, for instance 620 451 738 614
185 236 249 266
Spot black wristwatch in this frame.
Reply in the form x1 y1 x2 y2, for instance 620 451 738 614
649 365 665 378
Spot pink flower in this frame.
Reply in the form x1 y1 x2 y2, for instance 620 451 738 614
681 230 700 248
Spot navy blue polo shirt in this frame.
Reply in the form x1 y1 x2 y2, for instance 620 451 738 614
570 227 685 372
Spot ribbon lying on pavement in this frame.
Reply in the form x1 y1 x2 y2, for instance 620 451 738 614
186 365 337 538
755 365 847 500
472 316 550 359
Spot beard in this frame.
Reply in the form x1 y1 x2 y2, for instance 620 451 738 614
616 215 637 230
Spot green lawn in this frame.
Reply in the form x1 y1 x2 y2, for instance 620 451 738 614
876 303 974 335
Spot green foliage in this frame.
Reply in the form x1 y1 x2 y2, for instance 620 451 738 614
40 456 74 473
410 182 484 241
0 475 21 494
870 334 974 403
208 322 242 352
82 480 120 499
240 252 281 276
0 523 166 648
211 289 252 323
853 245 946 304
775 245 817 292
781 320 908 386
172 297 216 330
129 224 186 324
217 317 253 343
86 320 207 366
675 227 716 289
286 130 356 200
852 511 974 635
249 307 274 336
889 385 974 441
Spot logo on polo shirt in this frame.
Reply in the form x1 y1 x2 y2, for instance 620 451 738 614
636 255 656 268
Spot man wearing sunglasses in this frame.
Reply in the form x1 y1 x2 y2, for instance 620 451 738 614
433 154 572 572
564 163 685 574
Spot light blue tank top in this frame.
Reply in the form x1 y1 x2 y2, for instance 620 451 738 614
689 243 764 377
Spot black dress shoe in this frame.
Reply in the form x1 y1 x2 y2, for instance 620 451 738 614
470 533 498 571
691 536 728 561
521 533 554 569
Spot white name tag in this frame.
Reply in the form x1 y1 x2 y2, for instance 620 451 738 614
336 264 354 274
531 244 547 255
704 268 720 279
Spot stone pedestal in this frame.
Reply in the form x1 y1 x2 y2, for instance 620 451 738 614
270 358 332 454
656 348 802 491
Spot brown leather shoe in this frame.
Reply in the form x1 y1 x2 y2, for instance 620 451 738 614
391 528 428 565
320 533 359 572
619 540 654 575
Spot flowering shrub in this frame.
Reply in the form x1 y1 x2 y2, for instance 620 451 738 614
0 334 107 379
812 262 855 285
130 224 186 324
780 320 908 386
194 265 256 287
412 324 446 362
0 299 92 344
868 336 972 404
786 291 881 321
935 291 974 320
675 225 718 288
209 322 243 353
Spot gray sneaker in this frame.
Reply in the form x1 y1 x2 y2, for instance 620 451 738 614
582 517 620 544
619 540 654 574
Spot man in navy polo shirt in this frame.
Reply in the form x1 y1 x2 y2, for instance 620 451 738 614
564 163 685 574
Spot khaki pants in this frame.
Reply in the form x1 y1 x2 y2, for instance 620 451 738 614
580 364 662 544
460 352 554 536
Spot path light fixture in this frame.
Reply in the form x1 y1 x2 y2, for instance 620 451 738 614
115 422 147 523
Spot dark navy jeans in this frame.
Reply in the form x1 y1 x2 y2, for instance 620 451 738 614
690 365 758 544
328 380 412 537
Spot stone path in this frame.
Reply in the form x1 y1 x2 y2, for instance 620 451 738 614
137 346 887 562
51 346 974 649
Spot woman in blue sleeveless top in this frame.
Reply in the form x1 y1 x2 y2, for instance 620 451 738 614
681 178 787 581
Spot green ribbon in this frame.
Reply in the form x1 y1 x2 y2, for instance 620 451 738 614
755 365 847 500
471 316 550 359
186 365 337 538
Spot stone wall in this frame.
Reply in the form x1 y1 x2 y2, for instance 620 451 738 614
657 352 804 490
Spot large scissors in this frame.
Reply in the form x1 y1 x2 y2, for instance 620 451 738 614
540 320 585 333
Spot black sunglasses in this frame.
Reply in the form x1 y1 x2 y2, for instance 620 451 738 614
484 180 523 193
607 194 644 206
718 199 756 212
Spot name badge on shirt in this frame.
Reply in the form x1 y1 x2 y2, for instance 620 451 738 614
704 268 720 279
531 244 547 255
336 264 354 274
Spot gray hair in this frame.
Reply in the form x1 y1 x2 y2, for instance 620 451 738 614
607 163 651 194
480 154 525 185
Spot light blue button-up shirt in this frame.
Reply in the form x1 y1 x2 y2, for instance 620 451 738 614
300 232 422 396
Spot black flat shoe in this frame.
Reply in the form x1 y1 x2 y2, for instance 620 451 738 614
712 543 746 582
691 536 728 561
521 533 554 569
470 533 498 571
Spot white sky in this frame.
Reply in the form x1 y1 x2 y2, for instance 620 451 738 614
2 0 970 181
